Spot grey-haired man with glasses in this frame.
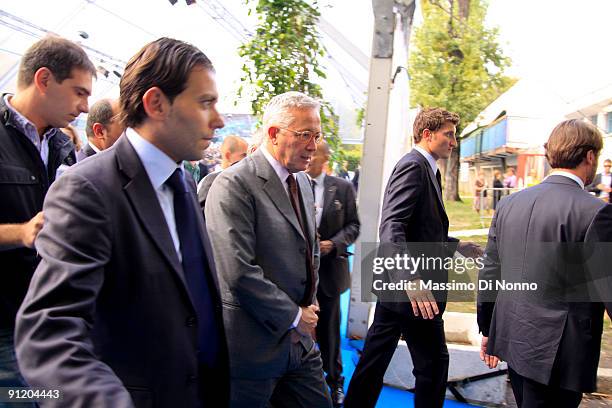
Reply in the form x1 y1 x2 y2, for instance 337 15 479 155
206 91 332 407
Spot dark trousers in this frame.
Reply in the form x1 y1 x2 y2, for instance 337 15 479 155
229 334 332 408
316 292 343 388
344 303 449 408
508 367 582 408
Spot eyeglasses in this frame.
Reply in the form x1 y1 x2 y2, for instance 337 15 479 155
278 127 323 144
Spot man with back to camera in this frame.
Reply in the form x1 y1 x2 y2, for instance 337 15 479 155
344 107 482 408
306 141 360 406
77 98 124 161
197 134 248 209
478 119 612 408
206 91 333 407
0 35 94 391
15 37 229 407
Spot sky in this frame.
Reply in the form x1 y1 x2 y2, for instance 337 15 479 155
485 0 612 105
0 0 610 121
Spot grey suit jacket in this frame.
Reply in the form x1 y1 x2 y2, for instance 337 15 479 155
205 148 319 379
478 175 612 392
15 135 229 407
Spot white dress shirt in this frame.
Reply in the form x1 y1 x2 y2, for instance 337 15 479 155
414 145 439 175
125 128 183 260
548 170 585 190
308 172 326 228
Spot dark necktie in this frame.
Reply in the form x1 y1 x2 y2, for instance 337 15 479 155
436 169 442 191
166 168 219 367
311 179 317 197
286 174 316 306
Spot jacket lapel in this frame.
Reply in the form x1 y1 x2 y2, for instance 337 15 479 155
321 175 337 231
115 136 191 298
252 150 305 240
413 149 444 210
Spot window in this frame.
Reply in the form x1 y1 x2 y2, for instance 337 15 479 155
608 113 612 133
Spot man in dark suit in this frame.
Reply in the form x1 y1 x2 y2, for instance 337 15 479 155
306 142 360 406
77 98 123 161
344 108 481 408
478 119 612 408
206 91 332 407
15 38 229 407
586 158 612 202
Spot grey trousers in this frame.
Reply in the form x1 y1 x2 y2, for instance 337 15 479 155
230 334 332 408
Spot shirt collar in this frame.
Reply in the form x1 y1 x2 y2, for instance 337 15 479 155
548 170 585 189
261 143 291 184
125 127 181 189
4 94 57 142
414 145 438 174
308 171 326 185
89 142 101 154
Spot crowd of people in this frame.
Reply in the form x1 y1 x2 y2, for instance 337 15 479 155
0 34 610 408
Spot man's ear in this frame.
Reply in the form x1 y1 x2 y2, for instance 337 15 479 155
33 67 53 94
92 123 106 139
142 87 168 121
422 128 432 142
268 126 279 145
587 150 597 166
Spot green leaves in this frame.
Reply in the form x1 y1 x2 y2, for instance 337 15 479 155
409 0 515 200
238 0 344 164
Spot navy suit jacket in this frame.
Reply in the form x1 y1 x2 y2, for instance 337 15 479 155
377 149 458 314
317 175 360 297
15 135 229 407
478 175 612 392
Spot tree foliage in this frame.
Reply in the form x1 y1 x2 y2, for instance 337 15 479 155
409 0 515 200
238 0 343 163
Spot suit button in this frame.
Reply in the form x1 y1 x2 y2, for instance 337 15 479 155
299 248 306 254
186 316 196 327
301 279 307 285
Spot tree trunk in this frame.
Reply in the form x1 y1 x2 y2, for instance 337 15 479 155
444 140 461 201
458 0 470 18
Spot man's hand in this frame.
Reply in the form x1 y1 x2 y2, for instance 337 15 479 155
319 240 334 256
596 183 612 193
480 336 500 369
406 279 439 319
457 241 483 258
296 304 319 336
21 212 44 248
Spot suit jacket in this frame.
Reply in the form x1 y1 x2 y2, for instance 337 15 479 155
586 172 612 200
478 175 612 392
76 142 96 161
197 169 220 210
205 148 319 379
15 135 229 407
317 175 360 297
377 149 458 314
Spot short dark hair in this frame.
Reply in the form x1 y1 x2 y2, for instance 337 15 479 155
17 35 96 88
413 107 460 143
544 119 603 169
119 37 214 128
86 99 114 138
